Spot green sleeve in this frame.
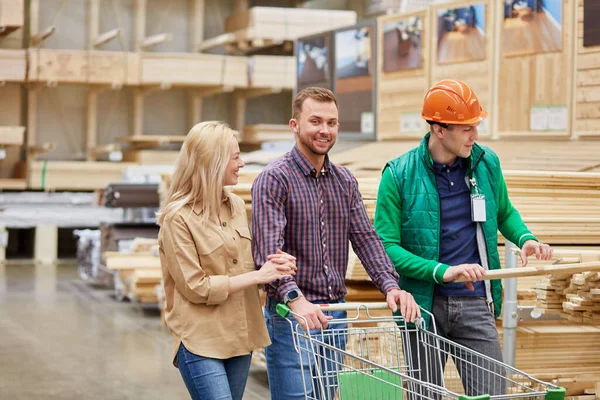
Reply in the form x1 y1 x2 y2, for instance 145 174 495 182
496 167 537 248
374 167 450 284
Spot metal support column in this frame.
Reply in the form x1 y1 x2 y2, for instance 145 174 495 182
502 241 518 366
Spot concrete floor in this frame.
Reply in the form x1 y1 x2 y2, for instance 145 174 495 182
0 262 270 400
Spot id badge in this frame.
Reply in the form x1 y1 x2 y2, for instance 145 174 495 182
471 194 486 222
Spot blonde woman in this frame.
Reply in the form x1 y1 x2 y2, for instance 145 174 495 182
157 121 296 400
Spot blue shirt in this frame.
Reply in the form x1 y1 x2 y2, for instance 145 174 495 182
432 158 485 297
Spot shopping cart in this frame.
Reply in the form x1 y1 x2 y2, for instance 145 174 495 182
276 302 565 400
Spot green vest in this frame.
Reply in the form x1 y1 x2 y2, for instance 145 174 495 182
376 134 536 327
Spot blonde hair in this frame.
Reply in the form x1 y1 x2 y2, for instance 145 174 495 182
157 121 239 226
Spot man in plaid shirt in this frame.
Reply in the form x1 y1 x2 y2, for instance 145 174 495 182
252 87 419 399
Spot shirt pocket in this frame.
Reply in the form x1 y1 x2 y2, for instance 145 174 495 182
196 236 226 275
235 227 255 272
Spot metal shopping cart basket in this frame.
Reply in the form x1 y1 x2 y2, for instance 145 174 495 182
275 302 565 400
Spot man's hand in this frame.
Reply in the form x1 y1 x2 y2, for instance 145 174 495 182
520 240 553 267
443 263 486 290
386 289 420 323
287 297 333 331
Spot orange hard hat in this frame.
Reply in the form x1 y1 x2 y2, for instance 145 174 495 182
421 79 487 125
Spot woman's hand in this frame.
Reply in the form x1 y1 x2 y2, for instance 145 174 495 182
258 251 297 284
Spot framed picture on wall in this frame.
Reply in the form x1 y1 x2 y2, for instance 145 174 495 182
296 32 333 92
503 0 562 56
583 0 600 47
333 20 377 139
382 16 423 72
437 4 486 64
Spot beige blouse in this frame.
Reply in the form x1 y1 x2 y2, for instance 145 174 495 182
158 193 270 364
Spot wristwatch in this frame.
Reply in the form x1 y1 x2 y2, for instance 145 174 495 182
283 288 303 304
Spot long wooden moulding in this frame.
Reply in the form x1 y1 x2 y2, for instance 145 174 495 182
248 56 295 89
28 161 136 191
225 7 356 39
0 126 25 146
28 49 139 85
141 53 247 88
0 50 26 81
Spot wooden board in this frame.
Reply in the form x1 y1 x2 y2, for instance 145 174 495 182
0 178 26 190
0 126 24 146
248 56 295 89
28 49 139 85
498 0 574 137
224 7 357 34
117 135 186 150
0 49 26 81
241 124 292 144
122 150 179 164
431 0 494 138
140 53 247 88
28 161 135 191
377 9 431 140
200 8 356 54
574 0 600 137
0 0 24 36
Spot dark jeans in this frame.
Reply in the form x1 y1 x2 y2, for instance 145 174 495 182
404 296 506 399
176 343 252 400
263 297 348 400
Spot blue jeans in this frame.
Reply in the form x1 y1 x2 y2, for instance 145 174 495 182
176 343 252 400
264 298 348 400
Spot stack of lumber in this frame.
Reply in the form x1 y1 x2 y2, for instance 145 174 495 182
0 126 25 146
205 7 356 53
140 53 247 88
248 56 295 89
497 321 600 392
241 124 291 144
28 49 139 86
0 49 26 81
331 140 600 173
0 0 24 36
27 50 249 88
103 243 161 304
536 272 600 324
28 161 135 191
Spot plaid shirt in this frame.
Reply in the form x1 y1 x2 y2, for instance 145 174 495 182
251 146 400 303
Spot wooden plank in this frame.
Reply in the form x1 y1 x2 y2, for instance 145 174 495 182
0 178 26 189
0 49 26 81
140 53 247 88
0 126 25 146
28 161 135 191
0 0 24 35
105 255 161 270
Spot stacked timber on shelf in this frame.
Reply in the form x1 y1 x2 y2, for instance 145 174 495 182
0 0 24 36
497 321 600 396
27 161 135 191
200 7 356 53
27 50 248 88
248 55 295 89
330 139 600 172
0 49 26 81
241 124 291 144
104 237 161 304
502 170 600 245
0 126 26 189
573 0 600 137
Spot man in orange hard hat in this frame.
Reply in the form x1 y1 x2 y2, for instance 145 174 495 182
374 79 553 397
